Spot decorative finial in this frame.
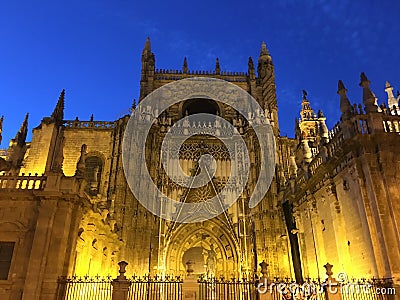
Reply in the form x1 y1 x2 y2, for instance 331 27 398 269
14 113 29 146
215 58 220 75
384 80 398 112
360 72 369 85
90 114 94 122
51 89 65 124
359 72 378 113
302 89 308 99
337 80 352 120
248 57 255 79
259 260 269 278
323 262 333 279
248 57 254 69
338 80 346 92
143 36 151 52
117 261 129 280
260 41 269 56
0 115 3 145
183 57 188 74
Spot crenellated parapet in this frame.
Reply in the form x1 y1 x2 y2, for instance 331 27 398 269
63 118 116 129
154 68 248 82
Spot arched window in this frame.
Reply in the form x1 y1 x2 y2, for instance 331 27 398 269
182 98 220 117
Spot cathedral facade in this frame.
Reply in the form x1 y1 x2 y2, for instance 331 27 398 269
0 38 399 299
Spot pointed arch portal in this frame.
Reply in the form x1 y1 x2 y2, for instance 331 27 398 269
164 218 240 278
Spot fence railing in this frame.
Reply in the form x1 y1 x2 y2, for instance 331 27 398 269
256 277 395 300
55 275 395 300
338 278 395 300
198 277 257 300
127 275 182 300
56 275 113 300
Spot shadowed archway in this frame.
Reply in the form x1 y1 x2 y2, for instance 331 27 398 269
163 218 240 277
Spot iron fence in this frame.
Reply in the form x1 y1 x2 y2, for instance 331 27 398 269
55 275 395 300
198 277 257 300
257 277 395 300
56 275 113 300
127 274 183 300
339 278 395 300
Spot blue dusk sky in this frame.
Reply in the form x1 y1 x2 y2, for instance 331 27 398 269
0 0 399 145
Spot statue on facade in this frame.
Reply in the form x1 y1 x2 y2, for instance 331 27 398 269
0 157 12 172
90 165 99 194
75 144 87 178
51 133 65 173
206 244 217 277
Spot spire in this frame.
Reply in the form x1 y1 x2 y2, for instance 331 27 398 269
51 89 65 123
257 40 273 81
141 37 155 66
183 57 188 74
258 41 272 64
300 90 315 120
248 57 255 80
0 116 3 145
359 72 378 113
140 37 155 100
260 41 269 56
385 81 398 113
318 109 329 140
337 80 352 120
143 37 151 53
215 58 220 75
14 113 28 146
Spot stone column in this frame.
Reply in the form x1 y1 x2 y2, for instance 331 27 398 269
111 261 131 300
182 260 199 300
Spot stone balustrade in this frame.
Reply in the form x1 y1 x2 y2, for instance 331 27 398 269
0 173 46 190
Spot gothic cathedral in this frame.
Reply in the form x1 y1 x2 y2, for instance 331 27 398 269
0 38 399 299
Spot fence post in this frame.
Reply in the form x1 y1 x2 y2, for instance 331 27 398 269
258 261 273 300
112 261 131 300
323 263 342 300
182 260 199 300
